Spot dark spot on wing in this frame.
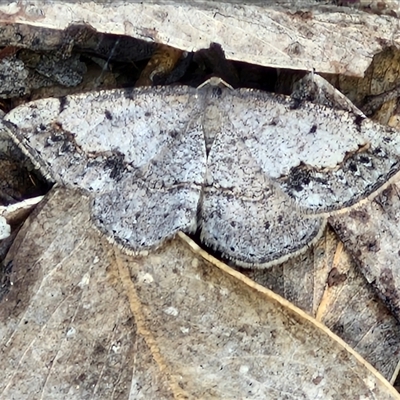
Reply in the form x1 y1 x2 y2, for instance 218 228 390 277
383 137 392 144
104 110 113 120
169 130 179 139
286 166 311 192
354 114 365 130
366 238 380 252
309 124 317 134
105 152 125 181
373 147 385 157
359 155 371 164
348 162 358 172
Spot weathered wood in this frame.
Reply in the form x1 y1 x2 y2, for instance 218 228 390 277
1 1 399 76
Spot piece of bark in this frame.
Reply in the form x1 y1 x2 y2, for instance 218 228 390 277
1 1 399 77
0 187 399 399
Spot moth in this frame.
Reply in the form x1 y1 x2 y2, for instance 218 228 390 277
2 81 399 267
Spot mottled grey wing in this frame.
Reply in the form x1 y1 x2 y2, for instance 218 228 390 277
200 117 325 267
221 89 400 213
5 87 206 251
91 111 206 250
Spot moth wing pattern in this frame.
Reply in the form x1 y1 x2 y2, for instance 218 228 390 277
218 88 400 213
200 99 325 266
4 87 207 251
4 83 400 267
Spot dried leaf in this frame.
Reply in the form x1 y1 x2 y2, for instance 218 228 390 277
1 188 399 399
240 226 400 382
330 182 400 323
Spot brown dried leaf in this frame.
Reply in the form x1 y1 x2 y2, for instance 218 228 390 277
240 226 400 382
0 188 399 399
330 182 400 325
